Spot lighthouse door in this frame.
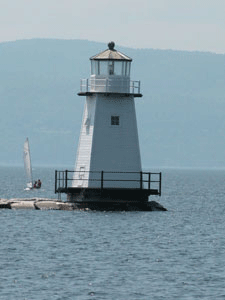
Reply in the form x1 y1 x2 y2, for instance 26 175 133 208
78 166 85 186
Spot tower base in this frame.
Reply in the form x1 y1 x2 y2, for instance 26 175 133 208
66 188 166 211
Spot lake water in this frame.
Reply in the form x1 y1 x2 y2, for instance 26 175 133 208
1 166 225 299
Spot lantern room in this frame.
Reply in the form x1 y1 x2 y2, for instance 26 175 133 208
90 41 131 77
79 42 141 95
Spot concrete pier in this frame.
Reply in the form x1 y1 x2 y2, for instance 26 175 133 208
0 197 166 211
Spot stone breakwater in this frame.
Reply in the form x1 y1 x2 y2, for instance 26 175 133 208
0 198 167 211
0 198 76 210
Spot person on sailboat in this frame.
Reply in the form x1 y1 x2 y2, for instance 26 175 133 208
37 179 42 188
34 181 37 188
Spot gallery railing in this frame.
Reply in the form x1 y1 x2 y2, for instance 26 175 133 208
79 78 141 94
55 170 161 196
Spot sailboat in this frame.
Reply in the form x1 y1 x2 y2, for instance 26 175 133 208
24 138 33 190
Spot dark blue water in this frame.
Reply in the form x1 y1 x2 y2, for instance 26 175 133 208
1 166 225 299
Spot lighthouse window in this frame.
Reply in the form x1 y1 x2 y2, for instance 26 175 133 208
111 116 120 126
91 61 100 75
96 61 100 75
91 61 95 75
109 61 114 75
122 62 125 75
100 61 108 75
124 62 127 76
114 61 122 75
126 62 131 76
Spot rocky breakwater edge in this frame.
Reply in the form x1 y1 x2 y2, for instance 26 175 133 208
0 198 167 211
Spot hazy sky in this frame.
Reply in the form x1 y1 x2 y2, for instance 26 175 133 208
1 0 225 53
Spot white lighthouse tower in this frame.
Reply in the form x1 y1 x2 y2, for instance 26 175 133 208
73 41 142 189
55 42 162 210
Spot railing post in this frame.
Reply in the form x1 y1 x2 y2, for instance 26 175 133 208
148 173 151 190
55 170 57 193
57 171 61 188
86 79 88 92
159 172 162 196
62 171 64 189
140 171 143 189
101 171 104 190
65 170 68 190
106 79 108 92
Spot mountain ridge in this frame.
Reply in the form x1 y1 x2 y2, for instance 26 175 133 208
0 39 224 168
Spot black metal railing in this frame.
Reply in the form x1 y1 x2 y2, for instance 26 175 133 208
55 170 161 196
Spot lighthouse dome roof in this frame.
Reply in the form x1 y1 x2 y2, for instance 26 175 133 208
90 42 132 61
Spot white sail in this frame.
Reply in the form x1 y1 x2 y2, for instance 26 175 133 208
24 138 33 189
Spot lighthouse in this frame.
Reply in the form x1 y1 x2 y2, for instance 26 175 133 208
55 42 162 210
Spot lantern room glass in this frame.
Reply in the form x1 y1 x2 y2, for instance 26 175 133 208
91 60 131 76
